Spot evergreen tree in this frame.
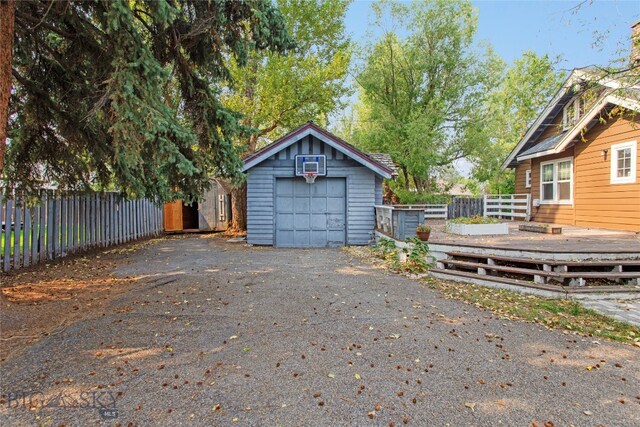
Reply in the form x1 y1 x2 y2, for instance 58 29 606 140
2 0 294 201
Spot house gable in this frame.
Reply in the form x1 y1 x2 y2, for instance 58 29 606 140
242 122 394 179
502 69 639 169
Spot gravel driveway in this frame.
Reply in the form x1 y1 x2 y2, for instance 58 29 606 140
1 235 639 426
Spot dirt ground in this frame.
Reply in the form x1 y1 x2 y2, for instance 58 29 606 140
1 234 639 426
0 239 161 362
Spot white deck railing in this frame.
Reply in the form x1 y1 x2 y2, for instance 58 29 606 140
424 204 448 219
388 204 448 219
483 194 531 220
374 205 394 235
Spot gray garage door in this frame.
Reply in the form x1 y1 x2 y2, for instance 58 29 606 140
275 178 346 247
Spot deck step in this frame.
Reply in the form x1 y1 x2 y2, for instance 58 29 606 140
444 251 640 267
429 269 640 295
441 259 640 280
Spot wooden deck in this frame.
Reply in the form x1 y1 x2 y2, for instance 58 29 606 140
426 220 640 254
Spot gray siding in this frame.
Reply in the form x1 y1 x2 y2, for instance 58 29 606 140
247 135 379 246
375 175 383 205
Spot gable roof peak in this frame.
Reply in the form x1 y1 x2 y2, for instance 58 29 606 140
241 123 394 179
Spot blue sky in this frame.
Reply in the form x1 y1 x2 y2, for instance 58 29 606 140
339 0 639 176
345 0 640 70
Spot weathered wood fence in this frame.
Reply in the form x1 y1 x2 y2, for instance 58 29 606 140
1 191 164 272
447 197 483 219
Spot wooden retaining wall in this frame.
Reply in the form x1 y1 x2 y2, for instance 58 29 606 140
1 191 163 272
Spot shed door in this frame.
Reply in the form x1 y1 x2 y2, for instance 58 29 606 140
164 200 183 231
275 178 346 247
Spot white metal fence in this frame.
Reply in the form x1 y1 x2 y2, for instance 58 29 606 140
1 191 164 273
483 194 531 220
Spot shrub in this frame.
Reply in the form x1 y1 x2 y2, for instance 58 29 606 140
372 237 431 273
447 215 500 225
416 224 431 232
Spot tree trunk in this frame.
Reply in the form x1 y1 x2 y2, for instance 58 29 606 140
0 0 15 176
400 165 409 190
413 175 424 193
229 182 247 232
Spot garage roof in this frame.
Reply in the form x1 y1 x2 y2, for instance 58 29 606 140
242 122 395 179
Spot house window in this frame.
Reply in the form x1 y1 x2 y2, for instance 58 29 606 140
540 158 573 204
525 170 531 188
562 97 587 131
610 141 637 184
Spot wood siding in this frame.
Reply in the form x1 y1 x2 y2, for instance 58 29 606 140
247 135 378 246
525 114 640 231
514 159 531 194
573 115 640 231
530 148 576 225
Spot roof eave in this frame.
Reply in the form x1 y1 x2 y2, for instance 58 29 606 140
515 94 639 162
241 123 394 179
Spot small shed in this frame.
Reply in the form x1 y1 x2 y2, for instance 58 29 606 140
242 122 396 247
164 179 230 232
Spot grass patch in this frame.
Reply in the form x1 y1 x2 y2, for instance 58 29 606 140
426 278 640 346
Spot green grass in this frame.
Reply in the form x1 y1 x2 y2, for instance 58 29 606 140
425 278 640 346
0 230 20 256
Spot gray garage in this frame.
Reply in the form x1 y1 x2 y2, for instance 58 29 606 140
242 122 395 247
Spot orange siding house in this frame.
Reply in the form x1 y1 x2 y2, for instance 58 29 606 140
503 69 640 232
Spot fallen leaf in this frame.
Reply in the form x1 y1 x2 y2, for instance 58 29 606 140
464 402 476 412
354 374 361 380
327 373 335 378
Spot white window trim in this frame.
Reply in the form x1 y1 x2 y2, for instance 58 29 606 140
525 169 531 188
610 140 637 185
539 157 574 205
562 96 585 131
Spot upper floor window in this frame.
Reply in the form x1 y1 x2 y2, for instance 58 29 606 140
562 97 586 131
610 141 637 184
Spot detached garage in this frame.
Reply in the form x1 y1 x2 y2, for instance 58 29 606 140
242 122 396 247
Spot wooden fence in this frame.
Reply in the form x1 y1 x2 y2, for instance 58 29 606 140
1 191 164 273
483 194 531 220
447 197 483 219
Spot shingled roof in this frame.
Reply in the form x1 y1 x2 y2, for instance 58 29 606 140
367 153 397 177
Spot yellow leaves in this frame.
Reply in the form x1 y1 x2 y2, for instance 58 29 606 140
354 373 361 380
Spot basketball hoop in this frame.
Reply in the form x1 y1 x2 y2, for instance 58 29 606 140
303 172 317 184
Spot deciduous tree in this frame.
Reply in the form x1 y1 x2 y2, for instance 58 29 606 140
223 0 351 230
352 0 502 193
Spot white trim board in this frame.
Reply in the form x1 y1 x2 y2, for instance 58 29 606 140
516 94 640 162
242 126 393 179
502 69 640 169
610 140 638 185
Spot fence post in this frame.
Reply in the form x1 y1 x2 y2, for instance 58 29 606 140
3 199 12 272
61 194 67 257
23 205 31 267
14 200 22 269
31 204 39 264
483 195 488 217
